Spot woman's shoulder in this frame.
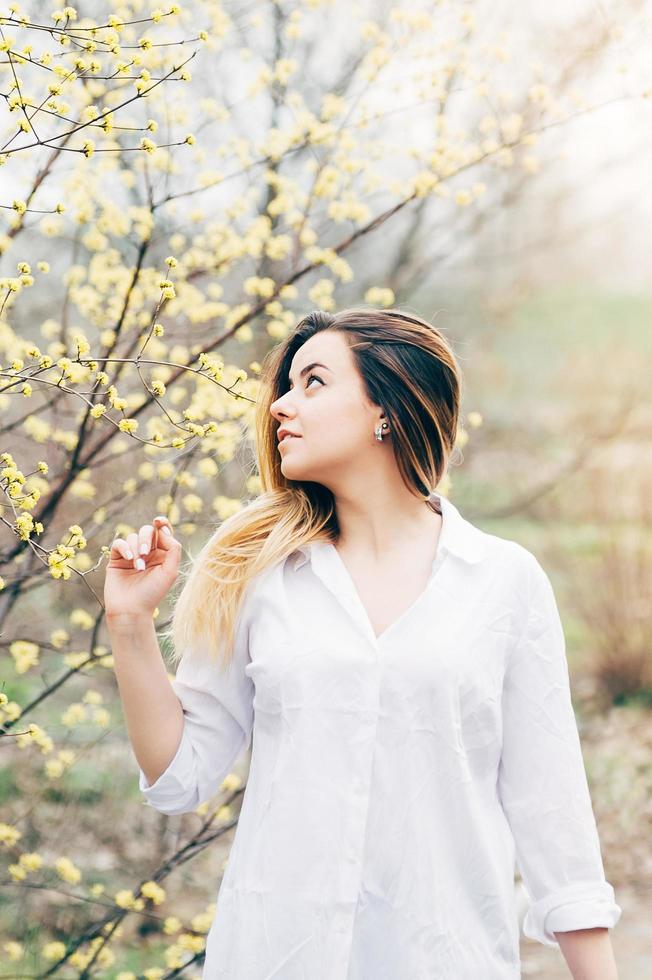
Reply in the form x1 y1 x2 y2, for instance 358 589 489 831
470 516 545 574
471 526 552 618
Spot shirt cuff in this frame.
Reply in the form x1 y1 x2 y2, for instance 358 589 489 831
522 881 622 947
138 726 197 815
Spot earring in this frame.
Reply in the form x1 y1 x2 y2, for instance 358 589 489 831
375 421 389 442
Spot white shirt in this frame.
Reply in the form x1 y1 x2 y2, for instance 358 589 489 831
138 492 621 979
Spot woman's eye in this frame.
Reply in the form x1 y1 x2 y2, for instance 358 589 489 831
286 373 323 395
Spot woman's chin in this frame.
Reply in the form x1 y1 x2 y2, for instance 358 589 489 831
280 455 315 480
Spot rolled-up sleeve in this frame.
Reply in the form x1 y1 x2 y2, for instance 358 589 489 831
497 551 622 947
138 597 254 817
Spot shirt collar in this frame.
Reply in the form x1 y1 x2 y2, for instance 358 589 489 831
289 493 487 571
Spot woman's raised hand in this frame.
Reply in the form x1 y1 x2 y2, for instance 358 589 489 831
104 515 182 622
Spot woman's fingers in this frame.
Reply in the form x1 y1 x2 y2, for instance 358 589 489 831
153 515 174 549
138 524 154 558
125 531 142 569
109 518 176 571
110 537 134 561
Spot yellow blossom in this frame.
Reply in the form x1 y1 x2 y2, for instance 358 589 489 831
68 524 86 548
45 758 64 779
220 772 243 792
3 941 24 961
13 512 35 541
42 941 66 960
55 856 81 884
19 852 43 871
364 286 395 308
72 334 90 356
70 608 94 630
92 707 111 727
190 905 215 932
10 640 40 674
61 702 88 726
16 722 53 753
51 627 69 648
140 880 166 904
0 823 22 846
0 701 22 721
114 888 144 910
178 931 206 953
243 275 275 298
179 489 203 514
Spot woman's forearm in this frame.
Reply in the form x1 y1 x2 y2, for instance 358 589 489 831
555 927 618 980
108 612 184 786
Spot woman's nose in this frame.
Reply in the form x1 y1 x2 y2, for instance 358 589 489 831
271 395 294 418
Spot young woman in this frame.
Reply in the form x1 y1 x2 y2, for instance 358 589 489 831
106 308 621 979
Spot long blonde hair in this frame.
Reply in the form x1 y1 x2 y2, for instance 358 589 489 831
165 307 463 670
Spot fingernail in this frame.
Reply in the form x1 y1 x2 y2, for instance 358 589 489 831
139 542 149 555
162 526 172 536
126 550 133 559
135 558 146 571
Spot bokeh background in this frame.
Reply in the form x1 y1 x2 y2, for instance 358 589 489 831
0 1 650 976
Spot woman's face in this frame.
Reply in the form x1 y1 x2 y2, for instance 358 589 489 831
269 330 386 491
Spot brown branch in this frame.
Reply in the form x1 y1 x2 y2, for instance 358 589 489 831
42 786 247 978
0 50 197 156
474 389 640 523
